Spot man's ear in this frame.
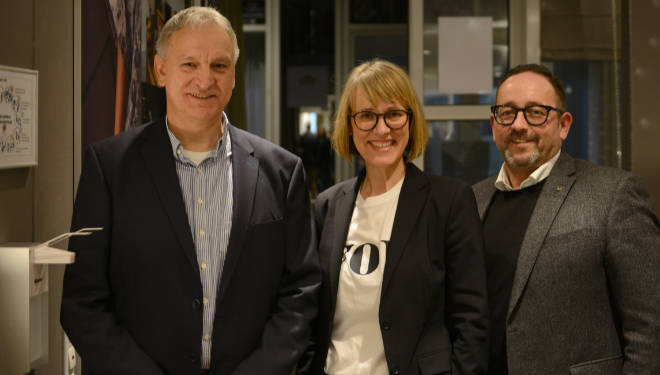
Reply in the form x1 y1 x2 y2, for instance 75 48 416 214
154 54 166 87
559 111 573 141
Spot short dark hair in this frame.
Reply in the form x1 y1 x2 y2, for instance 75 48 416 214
497 64 567 111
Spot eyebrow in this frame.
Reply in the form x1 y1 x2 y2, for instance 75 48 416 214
355 104 405 111
499 101 545 107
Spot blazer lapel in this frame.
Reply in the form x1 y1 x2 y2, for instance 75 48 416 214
216 125 259 304
473 176 497 220
140 121 198 269
381 164 428 295
328 177 360 310
507 153 576 321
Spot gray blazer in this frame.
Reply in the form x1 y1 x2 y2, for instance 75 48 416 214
472 152 660 374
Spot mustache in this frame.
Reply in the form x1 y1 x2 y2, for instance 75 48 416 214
506 130 539 143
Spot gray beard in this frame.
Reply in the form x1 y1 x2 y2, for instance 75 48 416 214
504 148 540 168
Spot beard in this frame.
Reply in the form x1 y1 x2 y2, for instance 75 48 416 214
503 130 541 168
504 147 540 167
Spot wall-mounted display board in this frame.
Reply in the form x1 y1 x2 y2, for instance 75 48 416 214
0 65 38 169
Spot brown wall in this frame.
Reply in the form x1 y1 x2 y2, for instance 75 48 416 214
0 0 35 246
34 1 75 374
629 1 660 216
0 1 74 375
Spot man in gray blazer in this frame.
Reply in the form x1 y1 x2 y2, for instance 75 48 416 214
473 63 660 374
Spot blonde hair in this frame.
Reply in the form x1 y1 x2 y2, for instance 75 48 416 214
333 59 428 162
156 6 240 64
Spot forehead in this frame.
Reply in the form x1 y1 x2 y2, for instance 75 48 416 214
352 84 403 109
167 23 232 57
497 71 558 105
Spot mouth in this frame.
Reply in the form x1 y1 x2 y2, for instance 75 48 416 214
509 137 537 145
369 140 394 149
189 92 215 99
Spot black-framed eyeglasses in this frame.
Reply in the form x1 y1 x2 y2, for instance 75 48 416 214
491 104 564 126
350 109 411 131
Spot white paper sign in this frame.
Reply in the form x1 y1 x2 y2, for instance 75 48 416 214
0 65 38 169
437 17 493 95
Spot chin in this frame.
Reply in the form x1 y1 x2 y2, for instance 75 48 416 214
365 156 404 170
504 150 540 168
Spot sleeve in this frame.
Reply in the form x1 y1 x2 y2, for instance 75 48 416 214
60 146 167 375
296 195 329 374
604 174 660 373
231 157 322 375
444 183 490 374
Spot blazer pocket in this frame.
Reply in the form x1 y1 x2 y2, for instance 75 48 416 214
418 349 451 375
569 355 622 374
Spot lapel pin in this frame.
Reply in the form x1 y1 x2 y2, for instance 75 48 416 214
556 185 563 192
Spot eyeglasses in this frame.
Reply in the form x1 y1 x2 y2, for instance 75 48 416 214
350 109 411 131
491 104 564 126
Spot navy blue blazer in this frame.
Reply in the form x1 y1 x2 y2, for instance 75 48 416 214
61 120 321 375
307 164 489 375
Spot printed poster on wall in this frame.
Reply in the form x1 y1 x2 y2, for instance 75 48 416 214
0 65 38 169
437 17 493 95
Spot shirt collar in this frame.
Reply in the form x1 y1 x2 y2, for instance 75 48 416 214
165 113 232 163
494 150 561 191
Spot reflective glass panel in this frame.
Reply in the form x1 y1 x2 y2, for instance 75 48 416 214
424 120 503 184
244 32 265 138
242 0 265 24
423 0 508 105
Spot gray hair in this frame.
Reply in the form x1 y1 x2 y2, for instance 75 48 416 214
155 6 240 65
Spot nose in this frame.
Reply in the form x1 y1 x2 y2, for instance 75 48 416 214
196 66 215 90
510 109 530 131
372 114 390 134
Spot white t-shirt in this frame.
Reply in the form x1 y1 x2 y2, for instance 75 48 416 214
325 177 404 375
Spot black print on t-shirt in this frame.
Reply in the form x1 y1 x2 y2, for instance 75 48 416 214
343 241 388 275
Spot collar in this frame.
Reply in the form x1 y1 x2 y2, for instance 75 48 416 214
165 113 232 163
495 150 561 191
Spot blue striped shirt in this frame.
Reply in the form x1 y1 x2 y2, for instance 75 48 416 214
166 116 233 369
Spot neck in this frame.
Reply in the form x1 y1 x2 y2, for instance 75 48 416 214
361 160 406 198
504 164 534 190
167 114 223 152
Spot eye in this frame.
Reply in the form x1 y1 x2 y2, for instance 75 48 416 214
356 111 376 122
386 110 405 121
498 107 515 117
526 106 547 117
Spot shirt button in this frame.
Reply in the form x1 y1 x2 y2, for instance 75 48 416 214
196 167 201 174
192 299 201 310
176 149 181 155
197 197 203 205
201 263 207 270
203 297 209 304
199 229 205 236
203 334 211 341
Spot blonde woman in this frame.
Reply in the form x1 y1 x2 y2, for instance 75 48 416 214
305 59 489 375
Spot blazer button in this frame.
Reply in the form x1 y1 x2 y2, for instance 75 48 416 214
192 298 202 310
391 365 400 374
381 321 391 331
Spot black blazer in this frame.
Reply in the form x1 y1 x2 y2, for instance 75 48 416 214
308 164 488 375
61 120 321 375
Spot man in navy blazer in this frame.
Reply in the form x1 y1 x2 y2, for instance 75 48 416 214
473 64 660 374
61 7 320 375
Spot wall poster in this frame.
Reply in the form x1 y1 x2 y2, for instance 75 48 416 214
0 65 38 169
